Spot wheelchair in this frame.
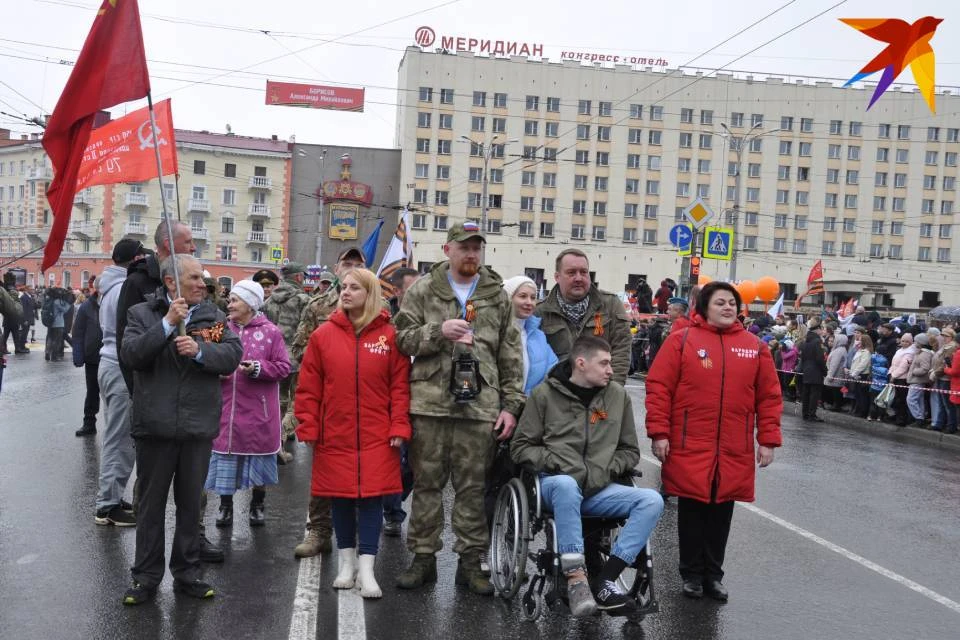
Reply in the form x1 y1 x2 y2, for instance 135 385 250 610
488 467 658 623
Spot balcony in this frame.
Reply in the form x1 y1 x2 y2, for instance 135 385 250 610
125 192 150 208
27 167 52 181
26 226 49 242
190 227 210 241
74 192 96 208
248 176 273 190
246 231 270 244
247 203 271 218
70 220 100 238
187 198 211 213
124 221 148 236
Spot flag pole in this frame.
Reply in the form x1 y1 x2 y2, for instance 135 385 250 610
146 91 184 335
174 172 182 221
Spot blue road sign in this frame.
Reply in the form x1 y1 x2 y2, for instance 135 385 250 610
669 224 693 249
703 227 734 260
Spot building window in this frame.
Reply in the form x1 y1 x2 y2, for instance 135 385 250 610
699 134 712 149
801 118 814 133
436 165 450 180
439 114 453 129
222 189 236 206
545 122 559 137
434 190 448 205
418 87 432 102
193 160 205 175
897 125 910 140
541 172 554 187
541 198 555 213
774 213 787 228
623 228 637 243
940 224 953 239
918 247 931 261
778 165 790 180
473 91 486 107
780 116 793 131
491 117 505 133
572 200 586 214
829 120 843 135
417 112 431 128
872 220 885 234
928 126 940 142
841 242 855 257
922 200 935 214
649 131 663 145
650 105 663 120
743 235 757 251
469 167 484 182
748 163 761 178
626 178 639 194
630 104 643 119
416 138 430 153
895 149 909 164
744 212 759 226
943 201 954 214
892 197 905 212
592 225 606 241
843 218 856 232
412 214 426 230
795 214 808 229
491 92 507 108
945 176 956 191
776 190 789 205
680 108 694 124
792 239 807 254
578 100 591 115
571 224 585 240
221 215 234 234
596 152 609 166
597 126 611 142
646 180 660 195
595 176 608 191
643 204 657 220
471 116 485 132
519 221 533 236
894 173 907 188
639 228 656 245
577 124 590 140
828 144 841 159
540 222 554 238
679 132 692 148
937 248 951 263
846 170 859 185
678 158 691 173
677 183 690 198
546 97 560 112
873 196 886 211
891 221 904 235
697 184 710 198
822 240 835 255
628 154 642 169
628 129 643 144
848 146 861 161
624 203 638 219
823 217 836 231
437 140 451 155
574 174 588 189
874 171 887 186
593 202 606 216
844 194 858 209
924 175 936 190
825 193 838 208
773 238 787 253
598 101 612 117
490 144 504 158
433 215 448 231
799 142 812 156
467 193 481 208
746 188 760 202
878 123 891 138
730 112 744 127
887 245 902 259
779 141 792 155
525 95 539 111
520 196 535 211
440 88 454 104
948 128 959 143
486 219 501 234
751 113 764 127
870 243 883 258
524 120 538 136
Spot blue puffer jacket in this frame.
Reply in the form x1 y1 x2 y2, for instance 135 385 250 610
522 315 558 395
870 353 890 392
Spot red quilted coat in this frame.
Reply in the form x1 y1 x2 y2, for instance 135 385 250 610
294 309 411 498
645 316 783 503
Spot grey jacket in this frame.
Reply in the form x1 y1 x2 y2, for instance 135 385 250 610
98 265 128 363
121 290 243 441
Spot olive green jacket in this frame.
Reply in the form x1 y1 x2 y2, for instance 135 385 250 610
536 285 632 384
291 284 339 364
394 261 524 422
511 362 640 497
263 277 311 367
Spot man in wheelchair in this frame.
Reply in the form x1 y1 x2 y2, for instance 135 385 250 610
511 336 664 617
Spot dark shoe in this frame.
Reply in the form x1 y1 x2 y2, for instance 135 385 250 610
173 579 215 600
682 579 704 599
703 579 729 602
594 579 637 614
95 505 137 527
455 554 494 595
383 521 402 537
811 416 825 423
249 503 265 527
215 505 233 528
120 500 135 513
199 534 224 563
122 581 156 605
75 424 96 437
14 348 30 354
396 553 438 590
945 428 958 435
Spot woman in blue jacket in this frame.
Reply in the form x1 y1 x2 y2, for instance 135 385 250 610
503 276 557 394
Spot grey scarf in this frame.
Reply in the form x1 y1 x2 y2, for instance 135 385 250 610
558 293 590 328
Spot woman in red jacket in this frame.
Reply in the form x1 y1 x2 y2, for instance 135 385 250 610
295 268 411 599
645 281 782 602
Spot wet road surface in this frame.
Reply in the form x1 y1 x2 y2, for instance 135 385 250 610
1 345 958 639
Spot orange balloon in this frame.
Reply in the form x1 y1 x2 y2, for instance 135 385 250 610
756 276 780 303
697 274 712 285
737 280 757 303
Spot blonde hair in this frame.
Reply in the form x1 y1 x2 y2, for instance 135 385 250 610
339 268 384 331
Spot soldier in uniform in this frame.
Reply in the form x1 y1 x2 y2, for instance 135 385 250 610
393 221 524 595
536 248 633 385
287 248 365 559
252 269 279 300
262 263 311 463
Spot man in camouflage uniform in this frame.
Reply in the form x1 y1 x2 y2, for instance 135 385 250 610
536 248 632 385
262 263 310 464
287 248 365 558
393 222 524 595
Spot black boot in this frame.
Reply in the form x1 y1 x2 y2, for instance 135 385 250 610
249 488 266 527
216 495 233 528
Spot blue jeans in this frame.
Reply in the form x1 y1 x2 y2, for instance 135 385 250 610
931 379 957 431
539 474 664 565
331 497 383 556
907 385 927 421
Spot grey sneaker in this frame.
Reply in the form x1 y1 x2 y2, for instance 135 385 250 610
567 576 598 617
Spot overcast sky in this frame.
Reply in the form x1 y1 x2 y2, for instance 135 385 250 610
1 0 957 148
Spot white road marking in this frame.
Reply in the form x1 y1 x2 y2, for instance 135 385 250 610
639 453 960 615
287 555 321 640
337 556 367 640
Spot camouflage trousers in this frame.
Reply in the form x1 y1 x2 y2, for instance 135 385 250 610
406 415 495 556
280 371 298 440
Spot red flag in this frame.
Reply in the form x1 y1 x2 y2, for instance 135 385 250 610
41 0 150 271
807 259 824 286
77 100 177 190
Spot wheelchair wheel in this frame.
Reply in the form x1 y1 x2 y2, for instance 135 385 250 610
489 478 529 599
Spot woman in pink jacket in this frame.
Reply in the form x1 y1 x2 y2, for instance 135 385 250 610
205 280 291 527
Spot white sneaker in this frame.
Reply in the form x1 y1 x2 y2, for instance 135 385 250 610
333 548 357 589
357 554 382 598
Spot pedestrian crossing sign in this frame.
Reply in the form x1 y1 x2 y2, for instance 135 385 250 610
702 227 734 260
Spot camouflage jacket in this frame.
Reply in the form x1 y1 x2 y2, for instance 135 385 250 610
291 284 340 364
536 285 632 385
393 261 524 422
263 277 310 366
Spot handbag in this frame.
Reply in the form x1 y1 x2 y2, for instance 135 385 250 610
874 383 895 409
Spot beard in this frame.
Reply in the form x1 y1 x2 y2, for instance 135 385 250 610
456 262 480 278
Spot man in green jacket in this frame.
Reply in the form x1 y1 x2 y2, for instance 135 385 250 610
511 336 663 617
536 248 632 384
393 221 524 595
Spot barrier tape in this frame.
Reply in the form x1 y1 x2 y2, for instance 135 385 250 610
774 368 959 396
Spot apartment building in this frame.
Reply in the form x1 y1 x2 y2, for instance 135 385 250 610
396 47 960 307
0 127 291 288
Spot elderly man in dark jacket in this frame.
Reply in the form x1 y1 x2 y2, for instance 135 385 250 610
119 254 242 605
72 286 103 436
799 320 829 422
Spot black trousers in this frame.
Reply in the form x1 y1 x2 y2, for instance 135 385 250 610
132 438 212 589
800 383 823 419
83 361 100 426
678 498 735 582
891 378 910 425
853 374 871 417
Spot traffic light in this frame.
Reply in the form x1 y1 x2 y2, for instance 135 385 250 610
689 256 701 279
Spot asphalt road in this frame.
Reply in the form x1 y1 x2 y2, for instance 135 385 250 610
1 342 958 639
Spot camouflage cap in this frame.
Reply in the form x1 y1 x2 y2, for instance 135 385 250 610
281 262 307 276
447 220 485 243
318 271 335 283
336 247 366 264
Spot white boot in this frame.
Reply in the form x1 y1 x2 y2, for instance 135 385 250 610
356 554 382 598
333 548 358 589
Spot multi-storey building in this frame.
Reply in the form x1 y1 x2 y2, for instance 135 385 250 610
396 47 960 308
0 127 291 288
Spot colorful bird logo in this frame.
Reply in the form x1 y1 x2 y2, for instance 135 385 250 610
841 17 943 113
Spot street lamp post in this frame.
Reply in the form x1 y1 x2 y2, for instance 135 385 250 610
297 148 327 265
459 134 516 262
